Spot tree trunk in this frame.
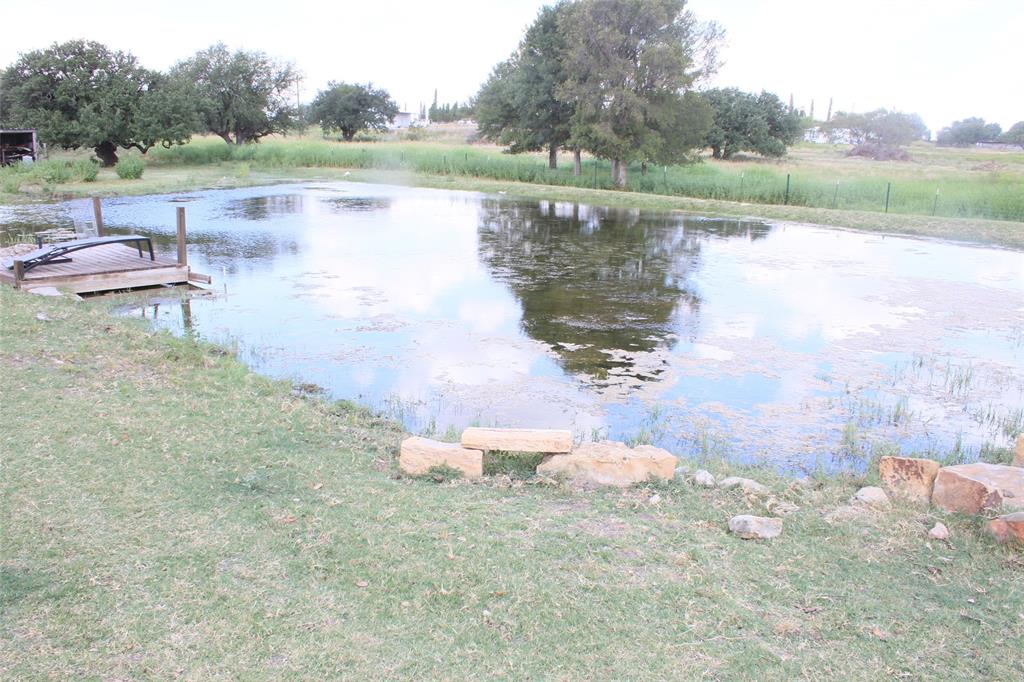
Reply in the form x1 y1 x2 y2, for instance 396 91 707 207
548 143 558 170
573 149 582 176
94 141 118 167
641 161 648 176
612 158 627 188
711 146 722 160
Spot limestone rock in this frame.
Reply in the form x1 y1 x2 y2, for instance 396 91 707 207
927 522 949 540
767 498 800 515
536 440 676 487
728 515 783 540
1014 435 1024 468
879 456 940 503
983 511 1024 544
852 486 891 510
399 437 483 479
693 469 716 488
719 476 769 496
824 505 867 524
27 286 64 297
931 463 1024 514
461 427 572 453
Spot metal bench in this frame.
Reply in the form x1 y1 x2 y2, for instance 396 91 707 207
5 235 154 274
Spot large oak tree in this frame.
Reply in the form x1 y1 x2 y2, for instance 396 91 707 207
0 40 195 165
310 82 398 141
172 43 298 145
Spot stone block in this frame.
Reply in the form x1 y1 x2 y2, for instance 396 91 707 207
399 436 483 479
878 456 940 503
536 440 676 487
461 427 572 453
931 463 1024 514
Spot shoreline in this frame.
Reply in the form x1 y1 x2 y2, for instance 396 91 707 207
3 164 1023 251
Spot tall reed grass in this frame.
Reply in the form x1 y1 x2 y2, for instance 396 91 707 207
149 138 1024 222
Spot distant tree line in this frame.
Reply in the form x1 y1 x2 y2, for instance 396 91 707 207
936 117 1024 148
474 0 805 187
0 40 400 165
2 8 1018 173
428 92 473 123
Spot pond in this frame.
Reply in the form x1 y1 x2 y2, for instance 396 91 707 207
3 182 1021 473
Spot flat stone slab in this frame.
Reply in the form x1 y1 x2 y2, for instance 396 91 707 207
399 436 483 479
461 427 572 453
729 515 782 540
26 286 64 297
879 456 940 503
931 463 1024 514
536 440 676 487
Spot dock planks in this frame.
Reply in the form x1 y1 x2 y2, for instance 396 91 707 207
1 243 196 294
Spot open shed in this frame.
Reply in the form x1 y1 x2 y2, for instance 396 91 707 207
0 129 38 165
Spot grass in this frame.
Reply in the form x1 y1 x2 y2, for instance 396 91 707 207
2 130 1022 249
2 286 1022 679
143 136 1024 222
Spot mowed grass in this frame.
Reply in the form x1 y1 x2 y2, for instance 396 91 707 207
1 286 1022 680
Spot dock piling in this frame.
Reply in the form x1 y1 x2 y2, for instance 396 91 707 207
92 197 104 237
176 207 187 266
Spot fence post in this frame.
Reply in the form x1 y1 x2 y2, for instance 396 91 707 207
784 174 791 205
832 181 840 209
932 188 939 216
92 197 104 237
739 172 745 197
884 182 891 213
176 207 187 266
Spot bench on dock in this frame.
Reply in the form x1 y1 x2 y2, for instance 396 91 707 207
5 235 155 274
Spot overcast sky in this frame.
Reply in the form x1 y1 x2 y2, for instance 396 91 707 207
3 0 1021 135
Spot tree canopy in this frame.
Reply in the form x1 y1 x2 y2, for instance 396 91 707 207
0 40 195 165
999 121 1024 149
936 117 1003 146
309 82 398 141
475 2 575 169
172 43 297 145
702 88 802 159
559 0 721 186
824 109 928 146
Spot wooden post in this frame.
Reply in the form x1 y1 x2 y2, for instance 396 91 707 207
176 207 187 266
13 260 24 287
92 197 104 236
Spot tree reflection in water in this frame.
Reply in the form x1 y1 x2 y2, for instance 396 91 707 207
477 198 769 384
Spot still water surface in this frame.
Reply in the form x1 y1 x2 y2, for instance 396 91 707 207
3 183 1021 472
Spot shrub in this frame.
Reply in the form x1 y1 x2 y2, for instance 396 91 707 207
115 156 145 179
36 160 72 183
72 159 100 182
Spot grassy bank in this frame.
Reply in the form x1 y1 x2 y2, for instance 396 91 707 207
2 160 1023 251
1 286 1021 679
2 133 1022 250
144 137 1024 223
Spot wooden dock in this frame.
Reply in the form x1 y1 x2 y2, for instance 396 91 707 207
0 243 204 294
1 201 210 295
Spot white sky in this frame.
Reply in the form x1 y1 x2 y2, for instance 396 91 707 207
3 0 1021 134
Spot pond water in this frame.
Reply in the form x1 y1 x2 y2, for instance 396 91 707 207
3 182 1022 473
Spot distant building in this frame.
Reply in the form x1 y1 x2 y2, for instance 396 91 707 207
391 112 415 129
0 129 37 165
803 126 856 145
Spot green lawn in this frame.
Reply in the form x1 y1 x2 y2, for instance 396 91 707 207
2 287 1021 679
